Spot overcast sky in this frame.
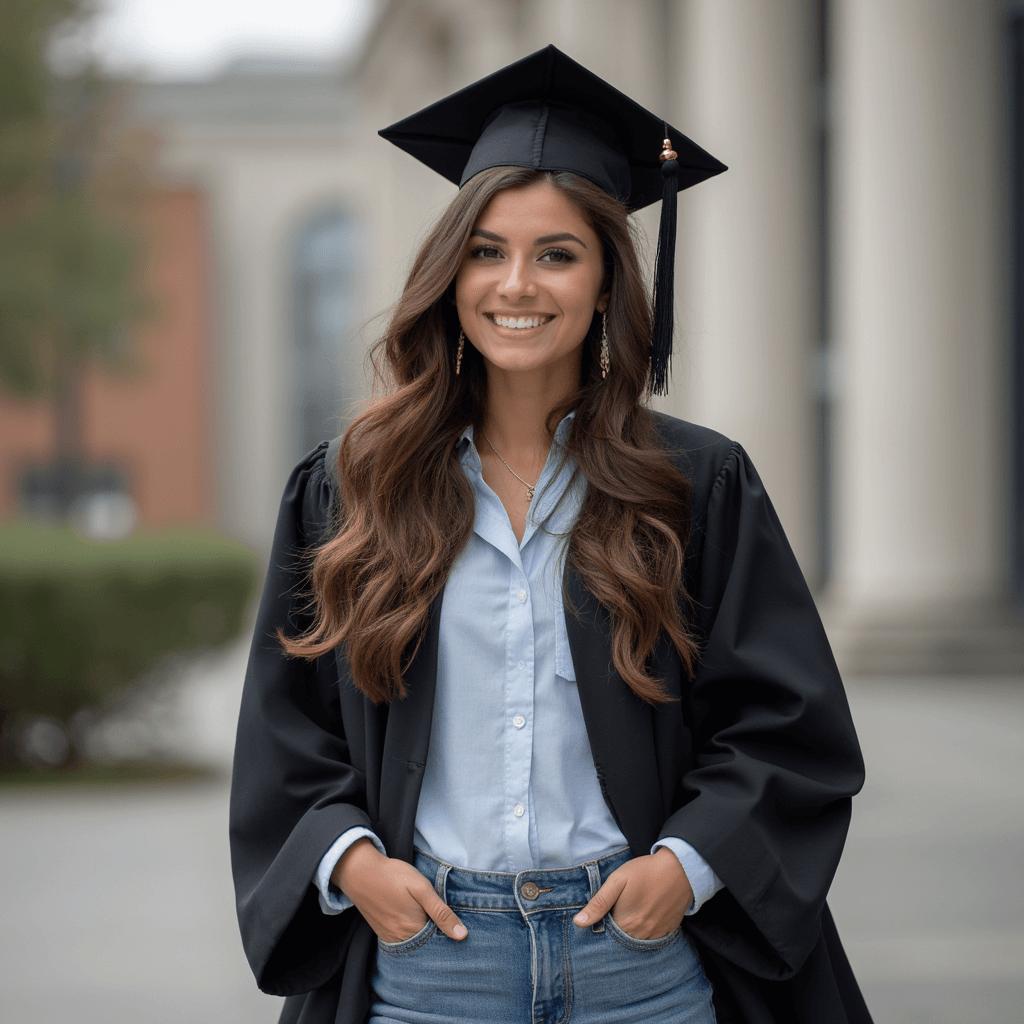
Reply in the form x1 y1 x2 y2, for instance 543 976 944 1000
78 0 376 79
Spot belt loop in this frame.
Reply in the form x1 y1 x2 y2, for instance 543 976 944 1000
434 861 451 904
584 862 604 933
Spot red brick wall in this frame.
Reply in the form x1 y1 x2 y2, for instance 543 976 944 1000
0 187 216 526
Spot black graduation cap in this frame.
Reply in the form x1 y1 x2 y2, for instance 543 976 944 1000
379 44 727 395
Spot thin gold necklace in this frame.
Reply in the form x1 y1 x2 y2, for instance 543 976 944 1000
482 430 537 502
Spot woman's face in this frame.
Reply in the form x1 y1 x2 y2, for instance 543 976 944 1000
455 180 607 379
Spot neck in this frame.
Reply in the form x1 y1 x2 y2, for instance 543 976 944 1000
481 358 579 456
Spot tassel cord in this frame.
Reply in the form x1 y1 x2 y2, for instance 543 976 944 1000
651 154 678 396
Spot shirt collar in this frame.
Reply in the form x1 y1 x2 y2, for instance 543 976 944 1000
458 411 581 548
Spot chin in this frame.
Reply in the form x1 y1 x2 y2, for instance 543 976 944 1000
479 341 583 375
483 353 559 375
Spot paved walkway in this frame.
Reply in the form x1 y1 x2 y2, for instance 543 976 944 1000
829 678 1024 1023
1 663 1021 1023
0 779 282 1024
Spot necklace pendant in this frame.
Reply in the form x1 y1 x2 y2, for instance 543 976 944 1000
481 429 539 507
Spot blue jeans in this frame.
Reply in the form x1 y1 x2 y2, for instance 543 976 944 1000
370 848 717 1024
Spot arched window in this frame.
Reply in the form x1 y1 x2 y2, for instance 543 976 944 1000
291 208 359 458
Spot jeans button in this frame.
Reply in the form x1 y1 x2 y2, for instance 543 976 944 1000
521 881 540 900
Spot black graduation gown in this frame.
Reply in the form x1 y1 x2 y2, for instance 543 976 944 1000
229 413 874 1024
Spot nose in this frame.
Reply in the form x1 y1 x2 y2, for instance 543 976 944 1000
497 253 537 301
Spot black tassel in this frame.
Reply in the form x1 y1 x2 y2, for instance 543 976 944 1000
651 136 679 396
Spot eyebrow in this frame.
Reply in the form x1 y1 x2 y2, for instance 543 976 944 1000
470 228 588 249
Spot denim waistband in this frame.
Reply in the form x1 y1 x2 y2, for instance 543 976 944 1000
412 847 633 914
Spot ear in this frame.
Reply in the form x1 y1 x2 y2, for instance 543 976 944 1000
596 292 610 315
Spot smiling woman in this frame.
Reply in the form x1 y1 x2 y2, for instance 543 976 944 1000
457 184 605 380
284 161 696 703
230 45 874 1024
457 182 606 538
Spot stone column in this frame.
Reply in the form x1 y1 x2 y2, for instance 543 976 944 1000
827 0 1017 672
660 0 818 575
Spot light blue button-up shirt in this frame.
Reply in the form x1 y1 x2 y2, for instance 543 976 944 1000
317 415 723 913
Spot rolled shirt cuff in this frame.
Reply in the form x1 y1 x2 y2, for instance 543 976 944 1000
315 827 387 915
651 836 725 915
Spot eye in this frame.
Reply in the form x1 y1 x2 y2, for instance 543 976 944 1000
469 244 503 260
539 248 578 264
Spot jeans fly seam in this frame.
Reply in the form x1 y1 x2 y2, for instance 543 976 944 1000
558 912 573 1024
527 910 539 1024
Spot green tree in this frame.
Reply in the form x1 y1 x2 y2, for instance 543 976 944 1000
0 0 152 511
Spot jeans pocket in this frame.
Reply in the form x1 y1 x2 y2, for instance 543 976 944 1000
376 918 436 955
604 913 682 952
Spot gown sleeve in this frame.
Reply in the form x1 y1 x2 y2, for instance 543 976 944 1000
659 443 866 980
229 444 374 995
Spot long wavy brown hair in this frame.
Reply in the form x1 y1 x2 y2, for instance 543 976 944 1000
281 166 698 704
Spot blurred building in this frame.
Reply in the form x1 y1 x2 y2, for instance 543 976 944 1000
355 0 1024 676
132 56 372 549
0 187 216 528
4 0 1017 676
0 58 370 549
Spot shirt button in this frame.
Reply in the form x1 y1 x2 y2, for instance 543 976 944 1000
517 589 527 602
517 660 525 670
513 714 525 729
513 804 525 818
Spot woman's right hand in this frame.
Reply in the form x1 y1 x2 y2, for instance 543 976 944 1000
331 837 468 943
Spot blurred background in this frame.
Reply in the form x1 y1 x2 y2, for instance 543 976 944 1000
1 1 1022 1022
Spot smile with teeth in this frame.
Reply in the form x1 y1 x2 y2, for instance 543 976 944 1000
488 314 553 330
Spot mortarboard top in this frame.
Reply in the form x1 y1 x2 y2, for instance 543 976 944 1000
379 45 727 394
379 44 726 210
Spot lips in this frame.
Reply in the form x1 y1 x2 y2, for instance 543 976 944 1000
487 313 554 330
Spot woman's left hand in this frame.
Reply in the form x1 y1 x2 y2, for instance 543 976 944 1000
573 847 693 940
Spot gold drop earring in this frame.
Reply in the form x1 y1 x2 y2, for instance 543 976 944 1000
599 311 610 379
456 329 465 375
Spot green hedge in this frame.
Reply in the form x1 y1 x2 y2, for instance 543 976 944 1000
0 524 259 723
